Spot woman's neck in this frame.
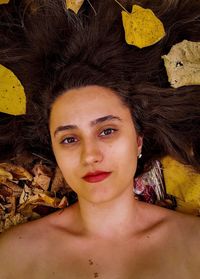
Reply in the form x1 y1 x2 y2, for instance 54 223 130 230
76 185 140 240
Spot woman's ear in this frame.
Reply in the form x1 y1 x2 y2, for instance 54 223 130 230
137 136 143 157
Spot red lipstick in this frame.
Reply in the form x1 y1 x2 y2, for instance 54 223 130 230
83 171 111 183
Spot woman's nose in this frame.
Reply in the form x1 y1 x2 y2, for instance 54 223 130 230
81 140 103 166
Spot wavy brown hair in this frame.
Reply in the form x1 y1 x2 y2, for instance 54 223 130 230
0 0 200 174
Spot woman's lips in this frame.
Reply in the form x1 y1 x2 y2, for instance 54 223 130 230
83 172 111 183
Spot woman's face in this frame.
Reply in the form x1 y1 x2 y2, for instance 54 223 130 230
50 86 142 204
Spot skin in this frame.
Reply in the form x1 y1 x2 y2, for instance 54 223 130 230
0 85 199 279
50 85 143 225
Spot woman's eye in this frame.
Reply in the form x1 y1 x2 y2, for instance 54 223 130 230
61 137 78 144
99 128 117 137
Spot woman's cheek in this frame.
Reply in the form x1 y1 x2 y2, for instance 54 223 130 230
59 152 80 179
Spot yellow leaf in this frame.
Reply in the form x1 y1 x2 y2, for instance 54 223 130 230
122 5 165 48
66 0 84 14
0 64 26 115
0 0 10 4
162 156 200 214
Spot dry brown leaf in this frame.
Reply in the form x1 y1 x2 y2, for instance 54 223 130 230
32 163 52 177
19 185 32 204
33 175 51 191
58 196 69 208
5 196 16 216
0 205 5 215
0 185 12 197
4 213 28 230
32 163 52 191
162 40 200 88
0 167 13 180
0 179 23 197
0 161 70 232
0 163 33 181
51 167 65 192
19 192 62 209
0 176 8 184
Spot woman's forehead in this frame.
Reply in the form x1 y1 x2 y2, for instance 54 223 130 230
51 86 128 115
53 85 121 104
49 85 131 127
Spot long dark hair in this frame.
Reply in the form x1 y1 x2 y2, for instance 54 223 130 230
0 0 199 174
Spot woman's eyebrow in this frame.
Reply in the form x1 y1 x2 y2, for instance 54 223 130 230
91 115 122 126
54 115 122 137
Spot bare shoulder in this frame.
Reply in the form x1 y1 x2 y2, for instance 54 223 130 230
0 216 49 276
137 202 200 277
0 220 38 278
137 201 200 245
170 209 200 257
168 209 200 274
143 202 200 260
138 200 200 230
162 206 200 240
0 205 76 278
0 204 77 248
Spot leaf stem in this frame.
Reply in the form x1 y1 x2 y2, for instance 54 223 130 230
114 0 129 13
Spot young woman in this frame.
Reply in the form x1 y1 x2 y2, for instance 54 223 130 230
0 0 199 278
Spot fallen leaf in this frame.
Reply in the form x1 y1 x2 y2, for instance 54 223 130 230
162 40 200 88
0 163 33 181
51 167 66 192
66 0 84 14
162 156 200 213
122 5 165 48
0 167 13 180
58 196 68 208
0 161 70 232
4 213 28 230
0 64 26 115
0 0 10 4
18 192 65 216
5 196 16 216
19 185 32 205
32 163 52 191
0 179 23 197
